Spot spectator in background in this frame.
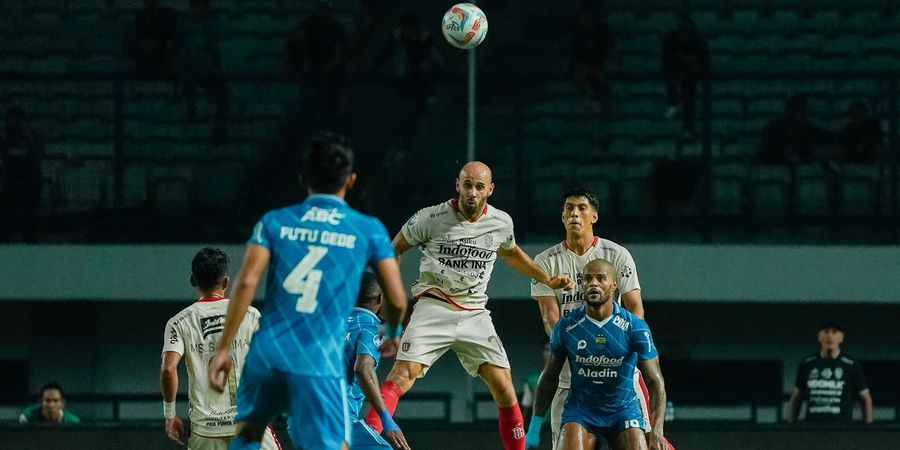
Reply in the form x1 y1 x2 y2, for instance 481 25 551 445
838 100 882 164
661 15 709 140
19 382 81 424
0 106 44 243
175 0 231 143
286 0 350 129
788 321 874 424
131 0 177 78
570 4 618 114
370 11 441 156
757 95 831 165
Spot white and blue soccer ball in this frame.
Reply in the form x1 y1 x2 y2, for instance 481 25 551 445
441 3 488 50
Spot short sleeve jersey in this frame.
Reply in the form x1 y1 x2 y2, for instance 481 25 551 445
401 199 516 310
343 307 385 420
550 304 658 417
795 353 869 422
247 194 395 377
532 237 641 388
162 298 261 437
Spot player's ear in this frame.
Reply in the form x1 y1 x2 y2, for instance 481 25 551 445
221 276 229 290
344 172 358 191
189 275 197 287
590 209 599 224
487 182 494 197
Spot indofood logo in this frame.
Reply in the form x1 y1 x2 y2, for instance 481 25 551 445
575 355 625 367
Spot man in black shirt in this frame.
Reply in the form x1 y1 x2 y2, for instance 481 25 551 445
788 321 873 423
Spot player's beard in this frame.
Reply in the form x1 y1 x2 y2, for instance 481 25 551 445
461 196 485 218
585 290 612 307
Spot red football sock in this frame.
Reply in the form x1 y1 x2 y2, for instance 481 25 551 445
365 381 404 434
498 404 526 450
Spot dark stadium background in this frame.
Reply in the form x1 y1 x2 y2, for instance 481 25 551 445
1 1 900 449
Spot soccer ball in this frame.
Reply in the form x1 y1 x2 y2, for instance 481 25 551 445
441 3 488 50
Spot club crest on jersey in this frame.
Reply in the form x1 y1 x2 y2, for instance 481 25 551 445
595 335 606 345
402 341 411 352
620 265 634 278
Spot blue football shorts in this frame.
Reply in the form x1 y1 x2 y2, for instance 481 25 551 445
350 419 392 449
561 400 648 440
236 362 350 450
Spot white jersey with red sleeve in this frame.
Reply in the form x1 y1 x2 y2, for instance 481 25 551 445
530 236 641 388
401 199 515 310
162 298 261 437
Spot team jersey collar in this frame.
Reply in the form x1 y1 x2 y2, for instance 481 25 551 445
306 194 347 205
353 307 381 320
197 297 228 303
450 198 488 223
562 236 600 256
584 302 620 328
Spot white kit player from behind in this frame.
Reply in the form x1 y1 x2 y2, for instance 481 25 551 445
160 247 280 450
528 187 674 450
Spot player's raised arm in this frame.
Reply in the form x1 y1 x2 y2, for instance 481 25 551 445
208 244 270 392
638 357 668 450
499 245 575 290
354 354 412 450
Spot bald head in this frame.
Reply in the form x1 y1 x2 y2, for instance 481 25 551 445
584 259 616 275
455 161 495 220
582 258 618 307
459 161 493 183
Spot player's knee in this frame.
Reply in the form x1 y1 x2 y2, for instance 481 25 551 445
387 362 421 388
235 422 266 442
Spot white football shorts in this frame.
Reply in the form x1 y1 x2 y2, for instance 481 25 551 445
397 298 511 377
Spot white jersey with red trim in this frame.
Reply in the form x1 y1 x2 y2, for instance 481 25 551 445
530 236 641 388
162 298 261 437
401 199 516 310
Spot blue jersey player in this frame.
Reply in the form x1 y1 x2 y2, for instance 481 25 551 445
209 131 409 450
345 271 411 450
527 259 669 450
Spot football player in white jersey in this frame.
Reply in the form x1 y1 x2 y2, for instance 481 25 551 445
160 248 280 450
527 188 673 450
366 161 575 450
